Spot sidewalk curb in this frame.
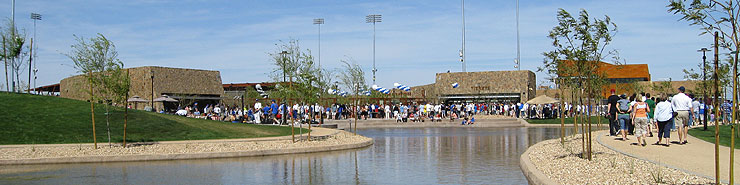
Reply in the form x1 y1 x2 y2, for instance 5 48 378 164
0 129 373 165
520 140 560 185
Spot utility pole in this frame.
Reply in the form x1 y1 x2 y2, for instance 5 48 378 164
699 48 710 131
712 31 720 185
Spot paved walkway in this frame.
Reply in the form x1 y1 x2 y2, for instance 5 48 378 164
596 129 740 184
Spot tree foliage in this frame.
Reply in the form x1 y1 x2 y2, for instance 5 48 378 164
269 39 328 104
539 8 619 160
1 19 29 92
337 58 367 96
66 33 129 104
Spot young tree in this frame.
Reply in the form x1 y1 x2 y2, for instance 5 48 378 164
269 39 327 137
540 8 618 160
1 19 29 93
668 1 739 182
338 58 367 134
65 33 128 149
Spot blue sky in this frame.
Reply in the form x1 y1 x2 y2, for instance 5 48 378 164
0 0 711 90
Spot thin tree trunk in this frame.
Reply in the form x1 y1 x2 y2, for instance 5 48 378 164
89 73 97 149
587 82 593 161
572 89 578 138
579 89 585 158
713 32 720 185
123 69 129 148
3 37 8 92
560 78 565 146
105 103 111 148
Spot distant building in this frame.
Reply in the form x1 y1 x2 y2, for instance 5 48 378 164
60 66 224 111
556 61 651 98
409 70 536 103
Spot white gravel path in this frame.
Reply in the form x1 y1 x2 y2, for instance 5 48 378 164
527 134 717 184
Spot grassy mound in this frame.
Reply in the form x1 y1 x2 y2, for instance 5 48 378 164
689 125 740 149
0 93 298 145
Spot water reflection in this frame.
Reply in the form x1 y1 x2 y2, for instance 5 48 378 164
0 127 569 184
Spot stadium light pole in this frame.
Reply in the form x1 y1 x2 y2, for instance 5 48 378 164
461 0 466 72
516 0 521 71
366 14 381 85
699 47 710 131
313 18 324 74
313 18 324 126
31 13 41 94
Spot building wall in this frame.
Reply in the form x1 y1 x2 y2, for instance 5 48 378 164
432 70 536 102
61 66 223 108
537 80 700 103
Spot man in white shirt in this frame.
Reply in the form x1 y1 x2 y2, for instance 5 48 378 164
671 86 693 144
254 100 262 124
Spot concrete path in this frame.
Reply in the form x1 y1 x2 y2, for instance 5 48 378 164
596 129 740 184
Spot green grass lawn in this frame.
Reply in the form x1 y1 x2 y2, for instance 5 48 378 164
689 125 740 149
526 116 609 125
0 93 301 145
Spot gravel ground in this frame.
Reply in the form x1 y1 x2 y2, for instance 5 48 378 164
0 132 371 160
528 135 717 185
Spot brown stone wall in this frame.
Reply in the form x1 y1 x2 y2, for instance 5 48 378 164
61 66 223 108
432 70 536 102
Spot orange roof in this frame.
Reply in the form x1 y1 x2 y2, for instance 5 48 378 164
558 61 650 81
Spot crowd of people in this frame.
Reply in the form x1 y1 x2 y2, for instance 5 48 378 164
168 85 731 141
606 86 727 147
169 99 593 125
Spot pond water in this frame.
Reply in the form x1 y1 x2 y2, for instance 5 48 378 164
0 127 569 184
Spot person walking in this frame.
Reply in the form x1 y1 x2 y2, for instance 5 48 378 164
672 86 693 145
616 94 631 141
630 95 650 146
607 89 620 136
645 93 656 137
653 97 673 146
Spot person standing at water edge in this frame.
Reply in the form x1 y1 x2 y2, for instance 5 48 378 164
630 95 650 146
671 86 692 145
607 89 620 136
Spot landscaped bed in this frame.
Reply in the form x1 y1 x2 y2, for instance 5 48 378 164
0 93 300 145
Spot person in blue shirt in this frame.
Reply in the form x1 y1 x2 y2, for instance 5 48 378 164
247 109 254 123
262 106 271 123
270 100 278 120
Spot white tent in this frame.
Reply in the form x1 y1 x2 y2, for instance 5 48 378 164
526 95 559 104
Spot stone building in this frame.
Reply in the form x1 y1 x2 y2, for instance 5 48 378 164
409 70 536 103
60 66 223 111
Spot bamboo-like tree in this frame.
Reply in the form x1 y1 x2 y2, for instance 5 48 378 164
540 8 618 160
66 33 128 149
668 1 740 182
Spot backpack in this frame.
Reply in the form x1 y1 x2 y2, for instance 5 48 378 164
618 100 630 112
